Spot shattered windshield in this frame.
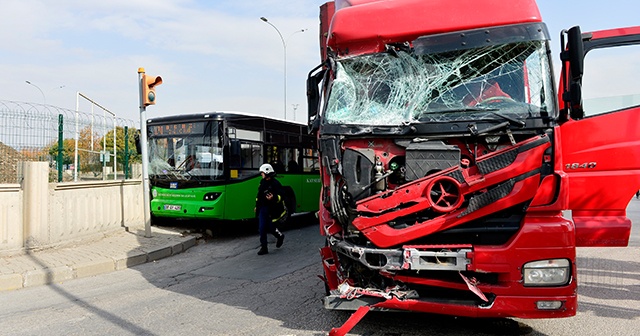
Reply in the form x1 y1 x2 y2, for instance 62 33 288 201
148 121 224 181
324 34 555 126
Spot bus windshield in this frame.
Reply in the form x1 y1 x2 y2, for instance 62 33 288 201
148 121 224 181
324 28 556 127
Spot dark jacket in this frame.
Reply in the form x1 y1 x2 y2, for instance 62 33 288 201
255 177 287 222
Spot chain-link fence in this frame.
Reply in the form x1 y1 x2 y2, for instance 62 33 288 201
0 100 141 183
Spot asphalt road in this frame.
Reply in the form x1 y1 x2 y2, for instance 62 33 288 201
0 204 638 336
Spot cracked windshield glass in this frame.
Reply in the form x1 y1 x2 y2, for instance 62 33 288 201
325 39 556 126
148 121 224 180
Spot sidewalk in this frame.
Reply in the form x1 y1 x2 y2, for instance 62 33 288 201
0 226 199 291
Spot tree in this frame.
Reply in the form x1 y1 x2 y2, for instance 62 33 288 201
45 125 101 175
101 126 142 170
48 138 75 166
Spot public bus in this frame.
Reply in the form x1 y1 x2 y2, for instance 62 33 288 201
146 111 321 224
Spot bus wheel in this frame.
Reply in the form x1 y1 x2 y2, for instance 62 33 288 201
282 187 296 228
150 214 166 226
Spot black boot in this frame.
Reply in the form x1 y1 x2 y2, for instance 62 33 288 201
257 245 268 255
276 232 285 248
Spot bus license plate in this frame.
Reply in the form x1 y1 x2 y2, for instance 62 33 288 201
164 204 181 211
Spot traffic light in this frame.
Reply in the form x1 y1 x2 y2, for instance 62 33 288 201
141 74 163 106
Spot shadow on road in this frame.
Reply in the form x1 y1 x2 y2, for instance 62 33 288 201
22 250 159 335
130 201 640 335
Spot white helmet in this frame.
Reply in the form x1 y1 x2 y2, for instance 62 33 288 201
259 163 275 175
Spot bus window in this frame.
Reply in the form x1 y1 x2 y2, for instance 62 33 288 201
266 145 287 173
228 142 262 179
287 148 301 173
240 143 262 168
267 146 303 173
303 148 319 172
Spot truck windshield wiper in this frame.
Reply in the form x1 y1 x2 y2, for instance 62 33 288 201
488 110 525 127
467 111 525 144
421 106 499 115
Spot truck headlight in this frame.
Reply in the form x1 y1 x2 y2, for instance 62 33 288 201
523 259 570 287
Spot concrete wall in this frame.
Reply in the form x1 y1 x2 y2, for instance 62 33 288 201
0 162 144 256
0 184 22 253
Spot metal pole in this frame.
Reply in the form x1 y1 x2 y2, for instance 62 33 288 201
25 81 46 105
259 18 306 121
113 116 117 180
58 114 64 182
76 92 116 181
74 92 79 181
124 126 130 179
284 38 287 121
103 109 106 180
138 68 152 238
260 17 287 119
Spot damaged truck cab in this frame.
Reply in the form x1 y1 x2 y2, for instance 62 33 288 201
308 0 640 322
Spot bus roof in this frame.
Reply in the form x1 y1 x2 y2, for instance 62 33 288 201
147 111 308 126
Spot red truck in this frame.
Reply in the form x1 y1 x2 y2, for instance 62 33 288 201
306 0 640 332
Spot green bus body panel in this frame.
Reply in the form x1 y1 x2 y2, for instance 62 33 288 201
223 177 261 220
277 174 322 213
150 174 320 221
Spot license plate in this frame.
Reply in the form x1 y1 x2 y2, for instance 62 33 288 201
164 204 181 211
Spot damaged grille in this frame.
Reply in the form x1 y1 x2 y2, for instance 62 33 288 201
405 141 460 181
333 239 472 272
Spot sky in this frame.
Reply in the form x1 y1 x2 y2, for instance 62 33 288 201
1 0 639 127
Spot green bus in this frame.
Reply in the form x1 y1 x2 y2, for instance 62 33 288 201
146 111 321 224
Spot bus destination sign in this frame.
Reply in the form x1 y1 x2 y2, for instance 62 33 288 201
150 122 205 136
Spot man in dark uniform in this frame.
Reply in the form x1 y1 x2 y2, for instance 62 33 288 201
254 163 286 255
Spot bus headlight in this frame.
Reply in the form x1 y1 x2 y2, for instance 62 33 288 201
523 259 570 286
203 192 221 201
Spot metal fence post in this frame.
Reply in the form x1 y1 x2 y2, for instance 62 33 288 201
124 126 130 179
58 114 63 182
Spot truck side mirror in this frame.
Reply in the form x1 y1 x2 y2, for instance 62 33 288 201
560 26 585 120
567 26 584 81
568 82 583 120
307 63 326 133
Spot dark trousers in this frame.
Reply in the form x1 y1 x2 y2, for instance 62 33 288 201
258 206 279 246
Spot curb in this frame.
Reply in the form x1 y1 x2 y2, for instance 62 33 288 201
0 234 198 292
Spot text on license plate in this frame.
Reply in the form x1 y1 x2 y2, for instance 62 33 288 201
164 204 181 211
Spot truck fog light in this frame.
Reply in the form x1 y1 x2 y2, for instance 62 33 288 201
523 259 570 286
536 300 563 310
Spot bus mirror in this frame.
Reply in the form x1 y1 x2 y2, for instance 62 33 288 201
230 139 240 156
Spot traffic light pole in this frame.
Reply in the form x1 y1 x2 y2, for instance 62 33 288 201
138 68 152 238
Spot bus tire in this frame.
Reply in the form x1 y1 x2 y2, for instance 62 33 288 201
150 214 167 227
281 186 296 227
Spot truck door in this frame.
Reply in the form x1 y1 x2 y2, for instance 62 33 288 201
558 26 640 247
